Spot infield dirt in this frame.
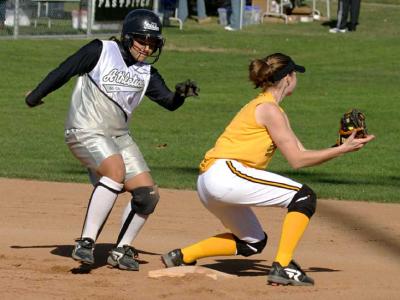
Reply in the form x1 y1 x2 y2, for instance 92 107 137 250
1 178 399 299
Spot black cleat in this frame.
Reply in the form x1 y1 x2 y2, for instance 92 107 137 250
161 249 197 268
268 260 314 286
107 245 139 271
71 238 95 265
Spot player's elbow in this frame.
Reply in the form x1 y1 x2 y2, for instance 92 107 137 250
278 143 307 170
289 161 304 170
285 155 306 170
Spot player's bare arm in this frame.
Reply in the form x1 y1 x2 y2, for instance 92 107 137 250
255 102 375 169
282 112 305 151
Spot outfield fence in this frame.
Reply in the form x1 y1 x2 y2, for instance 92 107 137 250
1 0 91 38
0 0 154 38
1 0 397 39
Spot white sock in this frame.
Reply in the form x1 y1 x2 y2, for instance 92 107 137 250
81 176 123 241
116 202 148 247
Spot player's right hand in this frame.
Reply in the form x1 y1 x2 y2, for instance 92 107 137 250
340 131 375 153
25 91 44 107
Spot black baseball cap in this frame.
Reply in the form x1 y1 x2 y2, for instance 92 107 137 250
271 57 305 83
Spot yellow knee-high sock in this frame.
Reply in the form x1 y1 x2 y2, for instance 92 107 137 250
274 212 310 267
181 233 237 264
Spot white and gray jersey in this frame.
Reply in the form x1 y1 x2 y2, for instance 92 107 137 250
26 38 190 180
26 38 187 136
65 41 151 136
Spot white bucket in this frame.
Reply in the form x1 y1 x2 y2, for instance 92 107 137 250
4 9 31 26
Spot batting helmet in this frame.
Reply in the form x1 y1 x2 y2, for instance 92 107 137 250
121 9 165 63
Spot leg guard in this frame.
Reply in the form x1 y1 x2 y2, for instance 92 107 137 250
233 232 268 257
287 184 317 218
130 186 160 215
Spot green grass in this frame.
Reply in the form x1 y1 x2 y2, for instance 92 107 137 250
0 2 399 202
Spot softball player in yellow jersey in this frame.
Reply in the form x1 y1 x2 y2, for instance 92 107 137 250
162 53 374 286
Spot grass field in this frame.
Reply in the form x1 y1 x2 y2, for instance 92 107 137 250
0 1 399 202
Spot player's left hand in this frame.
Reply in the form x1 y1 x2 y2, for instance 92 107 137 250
175 80 200 98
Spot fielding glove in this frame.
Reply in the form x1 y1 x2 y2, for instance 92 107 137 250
334 108 368 146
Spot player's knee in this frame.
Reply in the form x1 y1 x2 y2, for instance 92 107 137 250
130 186 160 215
97 155 126 183
234 232 268 257
106 168 126 184
287 184 317 218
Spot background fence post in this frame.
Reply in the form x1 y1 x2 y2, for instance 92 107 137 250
13 0 19 39
239 0 244 30
87 0 93 36
153 0 158 14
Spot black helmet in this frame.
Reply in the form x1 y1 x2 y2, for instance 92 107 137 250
121 9 165 63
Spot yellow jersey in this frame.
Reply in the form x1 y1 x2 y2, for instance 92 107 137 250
199 92 280 172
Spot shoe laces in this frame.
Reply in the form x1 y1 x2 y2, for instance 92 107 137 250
75 238 94 249
122 245 139 258
288 260 305 274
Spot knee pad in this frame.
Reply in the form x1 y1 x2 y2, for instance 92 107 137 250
234 232 268 257
287 184 317 218
130 186 160 215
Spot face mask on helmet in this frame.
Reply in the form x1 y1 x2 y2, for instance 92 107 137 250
131 33 164 50
121 9 165 64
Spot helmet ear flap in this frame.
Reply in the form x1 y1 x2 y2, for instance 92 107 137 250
122 34 134 50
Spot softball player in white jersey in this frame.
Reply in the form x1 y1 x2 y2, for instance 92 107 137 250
162 53 374 286
26 9 199 271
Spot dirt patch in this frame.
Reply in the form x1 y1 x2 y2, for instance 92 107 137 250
0 178 399 299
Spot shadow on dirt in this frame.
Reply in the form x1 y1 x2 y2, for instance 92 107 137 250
202 259 340 277
10 243 160 274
